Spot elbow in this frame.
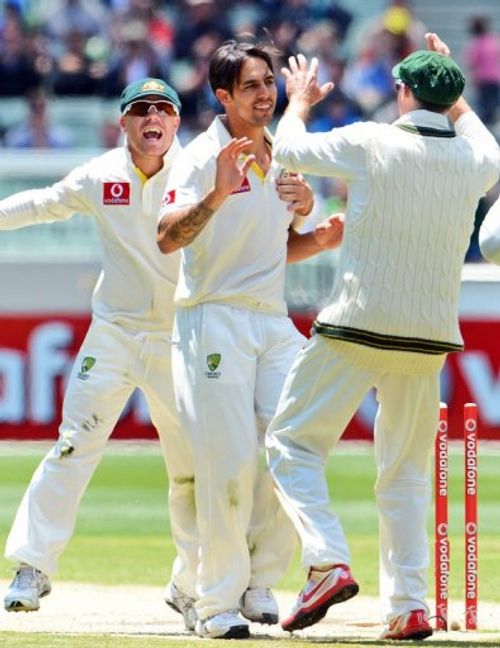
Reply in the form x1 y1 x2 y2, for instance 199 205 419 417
156 233 180 255
479 240 500 265
157 217 181 254
478 229 500 265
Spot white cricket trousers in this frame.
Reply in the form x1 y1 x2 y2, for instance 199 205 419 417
172 303 305 620
266 334 442 622
5 317 197 597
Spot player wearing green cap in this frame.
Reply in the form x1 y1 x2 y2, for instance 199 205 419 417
265 32 499 641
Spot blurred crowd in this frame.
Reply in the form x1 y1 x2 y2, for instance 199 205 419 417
0 0 499 258
1 0 498 134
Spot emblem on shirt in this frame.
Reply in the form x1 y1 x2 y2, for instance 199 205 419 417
162 189 176 206
205 353 221 379
103 182 130 205
230 176 251 195
78 356 96 381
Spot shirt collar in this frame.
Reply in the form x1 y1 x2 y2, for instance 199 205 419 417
393 109 451 131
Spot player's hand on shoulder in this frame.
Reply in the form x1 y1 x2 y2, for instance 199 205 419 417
276 172 313 216
314 212 344 249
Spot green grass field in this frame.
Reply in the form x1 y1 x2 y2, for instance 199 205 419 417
1 440 499 647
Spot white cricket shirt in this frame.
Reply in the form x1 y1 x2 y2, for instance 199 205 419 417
160 117 295 315
0 140 182 332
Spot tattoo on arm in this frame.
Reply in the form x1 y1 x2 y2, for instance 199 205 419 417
159 200 215 248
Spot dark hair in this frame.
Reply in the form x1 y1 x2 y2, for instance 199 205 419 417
414 98 449 114
208 40 280 95
469 15 489 37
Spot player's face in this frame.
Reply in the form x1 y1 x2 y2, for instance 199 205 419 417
120 94 180 161
220 57 277 128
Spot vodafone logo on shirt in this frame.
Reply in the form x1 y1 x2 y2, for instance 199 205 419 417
103 182 130 205
162 189 176 206
231 176 251 195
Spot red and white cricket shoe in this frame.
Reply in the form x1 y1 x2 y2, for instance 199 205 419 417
380 609 433 641
281 564 359 632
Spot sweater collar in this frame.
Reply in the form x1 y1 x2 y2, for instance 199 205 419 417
393 110 455 137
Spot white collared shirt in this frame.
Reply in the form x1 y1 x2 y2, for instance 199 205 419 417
0 139 182 333
160 117 295 315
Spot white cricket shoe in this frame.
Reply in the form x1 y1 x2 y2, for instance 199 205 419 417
196 609 250 639
164 581 197 631
4 564 51 612
240 587 279 624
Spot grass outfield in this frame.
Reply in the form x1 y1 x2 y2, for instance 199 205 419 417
0 441 499 648
3 635 500 648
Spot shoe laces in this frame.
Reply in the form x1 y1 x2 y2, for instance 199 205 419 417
211 608 240 621
247 587 273 603
13 565 37 588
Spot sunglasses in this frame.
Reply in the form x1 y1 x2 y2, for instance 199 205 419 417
124 100 178 117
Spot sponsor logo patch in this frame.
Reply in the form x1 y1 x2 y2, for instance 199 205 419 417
78 356 96 381
205 353 221 379
162 189 176 206
230 176 251 195
103 182 130 205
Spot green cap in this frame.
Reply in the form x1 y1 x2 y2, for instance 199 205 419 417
120 78 181 114
392 50 465 107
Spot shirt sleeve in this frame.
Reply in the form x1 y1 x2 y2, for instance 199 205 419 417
159 149 212 220
273 113 370 181
479 196 500 265
0 163 93 230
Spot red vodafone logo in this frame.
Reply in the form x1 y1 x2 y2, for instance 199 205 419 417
162 189 176 206
230 176 251 195
103 182 130 205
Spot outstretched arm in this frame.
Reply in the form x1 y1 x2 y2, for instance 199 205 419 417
157 138 255 253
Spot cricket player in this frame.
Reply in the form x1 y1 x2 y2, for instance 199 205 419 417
157 40 344 639
479 195 500 264
265 33 500 641
1 78 200 630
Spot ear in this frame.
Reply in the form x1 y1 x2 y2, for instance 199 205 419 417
119 116 127 133
215 88 230 107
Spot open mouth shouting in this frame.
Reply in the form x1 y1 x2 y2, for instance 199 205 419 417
143 127 163 142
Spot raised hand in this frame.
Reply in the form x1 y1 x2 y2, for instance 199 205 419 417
282 54 334 108
214 137 255 198
425 32 451 57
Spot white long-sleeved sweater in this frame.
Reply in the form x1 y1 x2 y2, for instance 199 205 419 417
275 110 499 362
0 141 181 333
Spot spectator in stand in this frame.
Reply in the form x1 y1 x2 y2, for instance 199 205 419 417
169 31 223 131
104 19 168 97
345 0 428 116
342 38 395 116
464 15 500 126
40 0 107 43
0 20 41 96
109 0 175 64
4 88 73 148
173 0 230 60
52 28 102 96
